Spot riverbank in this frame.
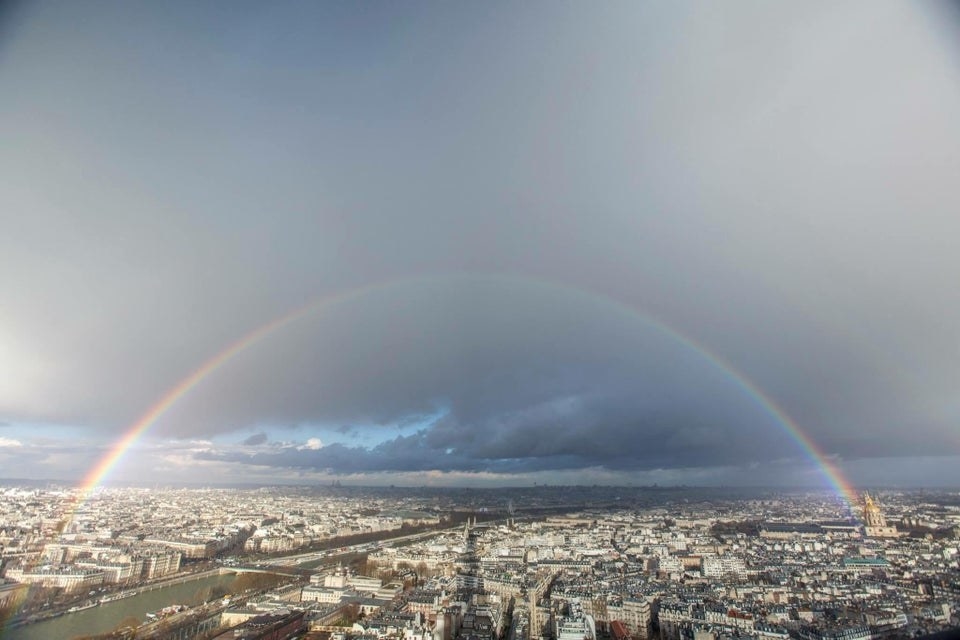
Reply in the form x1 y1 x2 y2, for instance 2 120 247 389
4 570 244 640
4 567 230 631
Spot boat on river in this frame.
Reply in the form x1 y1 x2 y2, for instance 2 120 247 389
145 603 188 620
100 591 135 604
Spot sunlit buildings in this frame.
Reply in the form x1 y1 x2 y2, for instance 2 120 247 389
701 555 746 580
1 485 958 638
4 565 104 592
138 548 182 579
143 536 218 558
607 596 655 638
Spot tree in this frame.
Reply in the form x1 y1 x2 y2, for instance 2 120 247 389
233 571 284 593
208 584 230 600
363 558 380 576
0 604 14 631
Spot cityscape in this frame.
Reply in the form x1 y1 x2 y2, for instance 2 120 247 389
0 485 958 639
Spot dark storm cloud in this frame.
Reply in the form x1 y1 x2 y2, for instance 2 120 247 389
163 278 855 466
195 403 790 476
182 277 958 476
242 432 268 446
2 2 960 484
196 435 589 476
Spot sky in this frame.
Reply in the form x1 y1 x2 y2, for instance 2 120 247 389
1 1 959 489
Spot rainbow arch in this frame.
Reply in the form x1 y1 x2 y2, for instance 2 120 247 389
76 273 858 505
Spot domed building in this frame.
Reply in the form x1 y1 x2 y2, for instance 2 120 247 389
861 493 900 538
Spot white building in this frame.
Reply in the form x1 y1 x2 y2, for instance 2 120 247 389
555 602 597 640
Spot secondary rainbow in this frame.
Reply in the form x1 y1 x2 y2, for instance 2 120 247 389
76 274 860 506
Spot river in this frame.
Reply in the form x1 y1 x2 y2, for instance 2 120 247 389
6 571 241 640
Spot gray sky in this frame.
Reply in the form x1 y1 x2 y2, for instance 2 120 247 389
1 1 959 488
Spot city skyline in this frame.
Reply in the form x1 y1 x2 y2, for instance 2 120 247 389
2 2 960 488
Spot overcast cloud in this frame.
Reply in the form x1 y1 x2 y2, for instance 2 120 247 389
1 1 959 487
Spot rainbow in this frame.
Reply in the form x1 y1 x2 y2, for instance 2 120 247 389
76 274 859 504
77 295 347 494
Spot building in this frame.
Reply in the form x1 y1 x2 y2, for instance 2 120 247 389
610 620 630 640
797 624 871 640
555 602 597 640
211 610 306 640
301 585 347 604
607 597 655 638
702 556 746 580
75 559 139 584
139 549 182 579
144 537 219 558
861 494 899 538
759 523 824 539
4 565 104 592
